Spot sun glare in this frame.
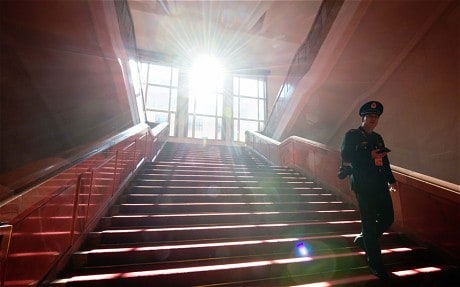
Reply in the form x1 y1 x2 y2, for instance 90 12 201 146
190 54 224 97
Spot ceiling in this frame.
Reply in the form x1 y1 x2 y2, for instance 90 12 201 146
128 0 322 104
129 0 320 73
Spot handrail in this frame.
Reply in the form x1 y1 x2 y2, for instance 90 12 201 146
245 130 460 260
391 166 460 196
246 130 459 192
0 124 150 203
0 223 12 284
0 123 170 286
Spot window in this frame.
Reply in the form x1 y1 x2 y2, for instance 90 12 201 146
233 76 266 142
187 55 224 140
140 63 178 136
138 59 266 142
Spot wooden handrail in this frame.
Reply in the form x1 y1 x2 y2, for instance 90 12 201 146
246 130 459 193
0 124 151 203
245 130 460 260
0 224 12 285
0 123 170 286
391 166 460 198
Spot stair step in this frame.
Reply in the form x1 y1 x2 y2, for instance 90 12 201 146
197 264 460 287
73 233 407 268
129 186 325 194
139 168 302 176
132 179 316 187
51 247 430 287
135 174 310 183
144 163 294 172
99 210 360 227
88 221 362 244
121 193 337 204
84 230 408 249
116 201 350 214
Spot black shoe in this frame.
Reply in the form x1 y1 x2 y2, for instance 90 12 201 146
354 235 366 252
369 265 389 279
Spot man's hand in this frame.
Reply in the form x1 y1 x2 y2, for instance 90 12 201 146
389 183 397 193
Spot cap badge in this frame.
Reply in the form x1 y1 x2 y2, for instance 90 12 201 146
371 102 377 109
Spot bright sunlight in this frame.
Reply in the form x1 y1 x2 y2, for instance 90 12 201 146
190 54 224 99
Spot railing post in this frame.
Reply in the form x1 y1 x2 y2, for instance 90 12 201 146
131 140 137 173
112 150 120 196
70 175 83 245
0 224 13 287
144 132 149 161
85 169 96 225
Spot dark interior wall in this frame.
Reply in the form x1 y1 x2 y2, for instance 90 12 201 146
285 1 458 184
329 2 459 184
0 1 136 179
372 2 459 184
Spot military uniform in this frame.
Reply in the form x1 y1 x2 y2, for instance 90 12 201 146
340 101 396 278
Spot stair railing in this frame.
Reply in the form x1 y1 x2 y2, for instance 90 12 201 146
0 224 12 285
245 130 460 261
0 122 169 287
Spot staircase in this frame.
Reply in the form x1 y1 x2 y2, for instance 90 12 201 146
49 142 459 286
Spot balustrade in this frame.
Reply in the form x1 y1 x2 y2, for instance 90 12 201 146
245 130 460 261
0 123 169 286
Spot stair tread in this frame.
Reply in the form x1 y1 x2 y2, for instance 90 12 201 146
95 219 360 230
84 231 407 249
55 247 435 286
65 245 428 276
197 263 460 287
100 210 360 226
75 238 413 261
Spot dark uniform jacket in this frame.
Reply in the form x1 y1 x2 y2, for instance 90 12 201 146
341 126 395 193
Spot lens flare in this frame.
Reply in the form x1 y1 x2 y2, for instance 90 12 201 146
296 242 309 257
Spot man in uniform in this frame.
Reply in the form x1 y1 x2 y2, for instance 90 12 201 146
340 101 397 279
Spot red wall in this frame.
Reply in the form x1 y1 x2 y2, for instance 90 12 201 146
0 0 136 185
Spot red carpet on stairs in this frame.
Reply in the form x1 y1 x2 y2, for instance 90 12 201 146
48 143 460 286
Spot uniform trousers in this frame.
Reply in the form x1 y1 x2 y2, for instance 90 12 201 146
355 185 394 269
